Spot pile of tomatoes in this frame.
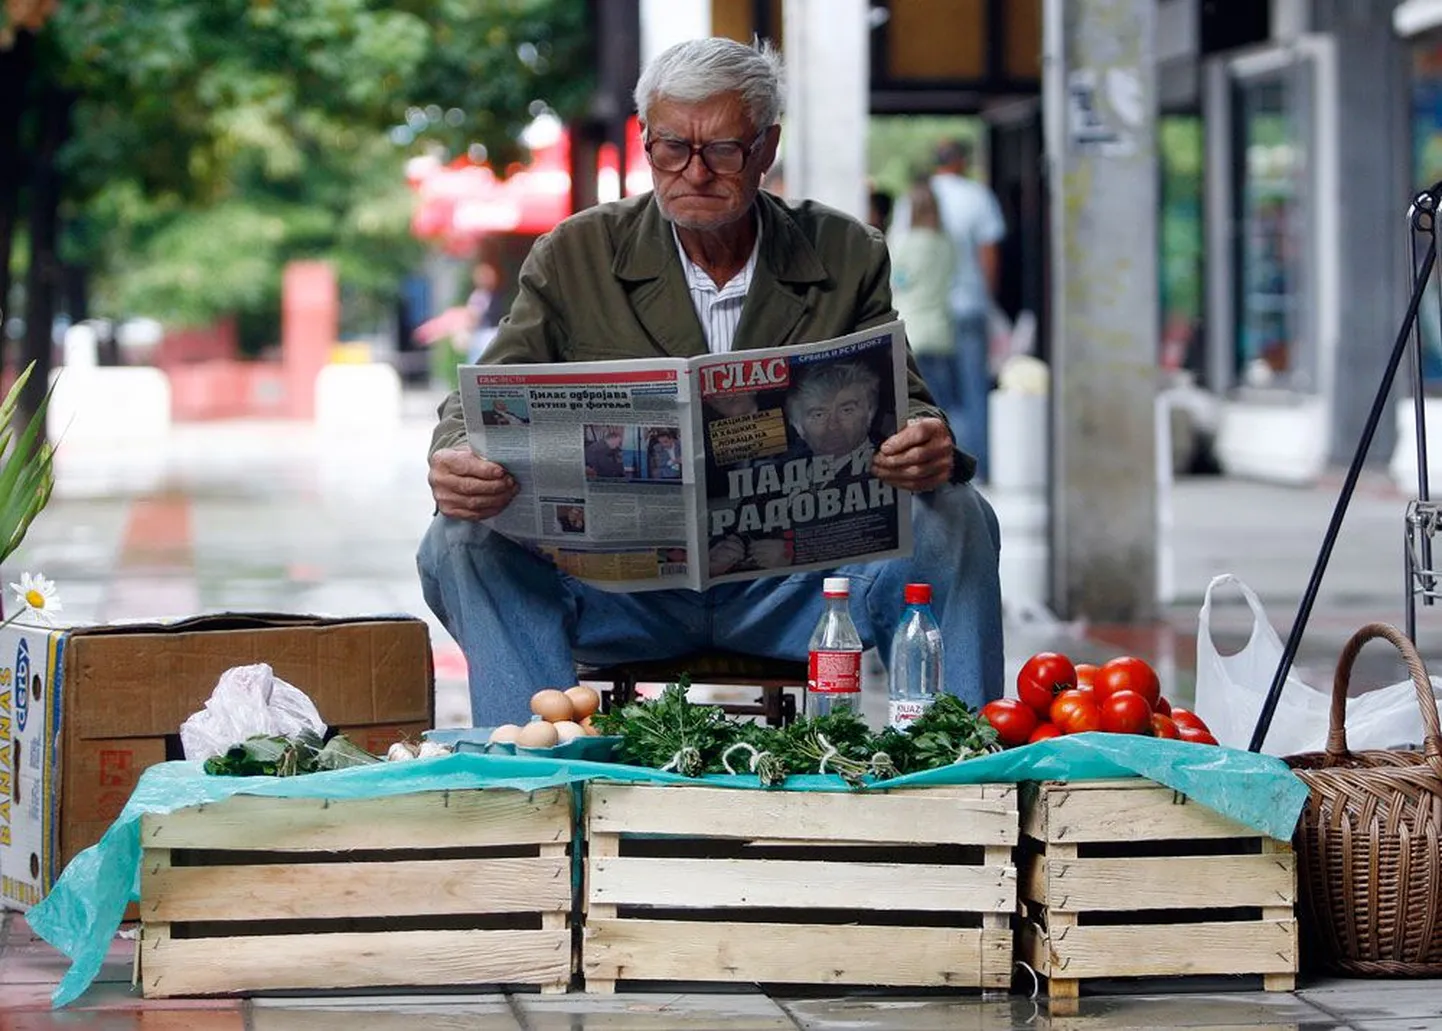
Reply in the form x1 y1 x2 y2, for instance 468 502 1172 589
980 652 1219 748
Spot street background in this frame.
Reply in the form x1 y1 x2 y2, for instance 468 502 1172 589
9 385 1432 730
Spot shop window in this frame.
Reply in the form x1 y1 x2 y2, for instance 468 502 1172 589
1232 72 1312 392
1412 37 1442 386
1160 115 1204 375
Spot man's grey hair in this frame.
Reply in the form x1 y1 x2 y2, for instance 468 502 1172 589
785 360 881 427
634 37 785 132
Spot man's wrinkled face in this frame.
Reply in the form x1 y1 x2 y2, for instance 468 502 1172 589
646 93 778 233
796 385 875 458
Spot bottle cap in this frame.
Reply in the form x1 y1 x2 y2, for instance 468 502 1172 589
904 583 932 605
823 576 850 596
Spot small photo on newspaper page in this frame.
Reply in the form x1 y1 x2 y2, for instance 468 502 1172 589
698 324 913 585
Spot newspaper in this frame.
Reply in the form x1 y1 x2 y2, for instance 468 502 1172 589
458 321 913 592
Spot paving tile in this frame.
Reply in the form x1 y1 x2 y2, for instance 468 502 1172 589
1018 991 1338 1029
780 994 1041 1030
27 979 244 1012
249 992 521 1030
1350 1021 1442 1031
3 1012 246 1030
0 943 75 984
1299 980 1442 1022
515 990 798 1029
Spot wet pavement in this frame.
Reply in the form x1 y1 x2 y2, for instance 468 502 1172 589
2 386 1439 1026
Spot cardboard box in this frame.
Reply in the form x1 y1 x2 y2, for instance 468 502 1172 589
0 613 434 909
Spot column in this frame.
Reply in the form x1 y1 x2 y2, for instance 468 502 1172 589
1044 0 1159 621
640 0 710 64
782 0 869 219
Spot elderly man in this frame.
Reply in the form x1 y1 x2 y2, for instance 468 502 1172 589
418 37 1002 725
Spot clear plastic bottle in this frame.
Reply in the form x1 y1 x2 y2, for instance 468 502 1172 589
806 576 863 717
887 582 943 728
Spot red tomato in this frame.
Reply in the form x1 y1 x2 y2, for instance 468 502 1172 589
1170 708 1211 733
1177 725 1219 746
1028 722 1062 743
1049 689 1093 728
1099 690 1152 735
1075 663 1099 689
1093 656 1161 709
1150 714 1179 739
1153 695 1172 717
1018 652 1077 716
981 699 1039 748
1059 701 1101 735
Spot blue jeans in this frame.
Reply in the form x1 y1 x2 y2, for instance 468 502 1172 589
915 313 990 481
417 482 1004 726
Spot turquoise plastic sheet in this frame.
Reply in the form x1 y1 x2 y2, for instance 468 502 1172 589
27 734 1308 1007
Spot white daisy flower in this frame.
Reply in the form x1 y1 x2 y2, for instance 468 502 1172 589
8 572 62 625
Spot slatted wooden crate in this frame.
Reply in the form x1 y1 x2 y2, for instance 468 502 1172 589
1018 779 1297 1009
139 788 574 997
581 782 1018 992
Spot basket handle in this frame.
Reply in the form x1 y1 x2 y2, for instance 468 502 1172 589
1327 622 1442 777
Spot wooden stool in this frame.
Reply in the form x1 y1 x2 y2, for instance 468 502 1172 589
583 651 805 727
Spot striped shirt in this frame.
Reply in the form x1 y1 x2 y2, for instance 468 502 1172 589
672 225 760 353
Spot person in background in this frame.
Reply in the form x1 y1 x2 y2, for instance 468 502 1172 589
867 187 893 236
891 138 1005 481
463 260 508 363
412 259 510 371
889 179 958 431
418 37 1002 725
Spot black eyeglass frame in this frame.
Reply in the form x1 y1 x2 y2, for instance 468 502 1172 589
643 130 770 175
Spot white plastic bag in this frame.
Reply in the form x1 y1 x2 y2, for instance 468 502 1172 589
179 663 328 761
1195 574 1442 755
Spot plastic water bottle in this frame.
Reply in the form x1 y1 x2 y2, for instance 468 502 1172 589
806 576 863 717
888 582 943 728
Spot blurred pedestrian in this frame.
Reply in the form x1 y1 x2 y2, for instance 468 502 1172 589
892 138 1005 480
890 179 956 418
867 187 893 235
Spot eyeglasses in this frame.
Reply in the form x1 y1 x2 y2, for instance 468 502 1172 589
644 131 767 175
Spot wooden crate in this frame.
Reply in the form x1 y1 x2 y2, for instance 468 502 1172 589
139 787 574 997
581 782 1019 992
1018 779 1297 1007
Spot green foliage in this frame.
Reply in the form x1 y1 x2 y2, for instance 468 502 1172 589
594 681 1000 789
0 363 54 565
25 0 596 337
867 115 986 202
202 730 382 777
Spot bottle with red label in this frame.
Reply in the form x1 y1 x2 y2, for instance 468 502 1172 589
806 576 863 717
887 582 943 728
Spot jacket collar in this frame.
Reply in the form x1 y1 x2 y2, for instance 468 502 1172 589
611 191 828 285
612 192 828 355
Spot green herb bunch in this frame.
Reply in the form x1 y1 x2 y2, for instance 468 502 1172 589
592 679 1000 788
904 693 1000 769
590 677 734 776
202 731 381 777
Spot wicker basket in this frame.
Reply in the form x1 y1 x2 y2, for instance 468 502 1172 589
1285 622 1442 976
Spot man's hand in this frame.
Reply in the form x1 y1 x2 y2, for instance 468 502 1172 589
872 417 954 492
428 447 518 521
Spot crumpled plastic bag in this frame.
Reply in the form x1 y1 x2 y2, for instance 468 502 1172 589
178 663 327 760
1195 574 1442 755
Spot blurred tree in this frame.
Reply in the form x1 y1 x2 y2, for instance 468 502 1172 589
0 0 594 418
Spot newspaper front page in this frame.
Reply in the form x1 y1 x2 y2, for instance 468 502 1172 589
458 322 912 592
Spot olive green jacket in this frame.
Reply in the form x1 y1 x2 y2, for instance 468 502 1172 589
429 190 973 480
